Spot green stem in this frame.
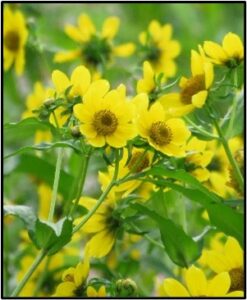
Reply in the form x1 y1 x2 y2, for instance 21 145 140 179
209 108 243 192
73 149 120 233
48 148 63 222
68 149 92 218
11 250 46 297
183 116 218 139
132 224 164 249
33 257 50 296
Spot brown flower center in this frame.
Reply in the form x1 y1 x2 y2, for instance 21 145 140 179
5 30 20 51
64 274 74 282
93 110 118 136
181 74 205 104
149 121 172 146
229 268 244 291
128 151 149 173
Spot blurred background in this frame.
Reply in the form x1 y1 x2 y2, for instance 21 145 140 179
3 3 244 297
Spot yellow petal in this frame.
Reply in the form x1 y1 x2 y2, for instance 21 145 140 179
80 124 97 139
222 32 243 59
207 250 230 273
191 50 204 76
98 286 106 297
73 103 90 122
82 214 107 233
54 50 81 63
52 70 70 94
185 265 207 297
163 278 190 297
148 20 162 42
226 291 244 297
70 65 91 97
62 267 75 282
132 93 149 113
203 41 228 63
4 50 14 71
15 49 25 75
161 59 177 78
102 17 119 40
158 93 182 111
179 76 189 89
84 80 110 103
78 14 96 41
191 90 208 108
224 237 243 269
191 168 210 182
106 132 128 148
204 62 214 89
65 24 84 43
74 260 89 287
87 135 106 147
162 143 186 157
87 286 97 297
166 118 191 145
113 43 135 57
207 272 230 296
86 230 115 258
53 282 75 296
169 104 194 117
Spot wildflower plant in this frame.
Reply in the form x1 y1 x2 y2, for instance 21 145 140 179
3 3 245 298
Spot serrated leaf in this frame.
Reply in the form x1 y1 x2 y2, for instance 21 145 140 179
132 203 202 267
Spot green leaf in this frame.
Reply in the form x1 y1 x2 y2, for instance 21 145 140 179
221 90 244 139
162 182 244 247
32 218 73 255
147 166 221 203
4 205 37 232
132 203 202 267
4 118 56 140
14 154 74 200
4 140 83 159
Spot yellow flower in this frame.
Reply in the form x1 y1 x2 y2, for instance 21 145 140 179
75 196 119 258
86 286 106 297
54 14 135 69
139 20 181 78
204 32 243 66
159 265 243 297
137 101 191 156
4 6 28 75
22 82 54 119
53 258 89 297
51 65 93 98
206 236 244 292
73 84 136 148
185 137 213 182
159 49 214 117
137 61 156 94
99 147 153 197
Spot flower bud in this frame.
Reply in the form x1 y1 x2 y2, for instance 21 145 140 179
70 126 82 138
116 278 137 296
43 98 55 108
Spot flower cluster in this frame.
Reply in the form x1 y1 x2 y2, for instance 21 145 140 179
4 4 244 298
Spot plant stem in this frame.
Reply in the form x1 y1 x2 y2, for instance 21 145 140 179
48 148 64 222
11 250 46 297
33 257 50 296
183 116 218 139
68 148 92 218
73 149 120 233
209 107 243 193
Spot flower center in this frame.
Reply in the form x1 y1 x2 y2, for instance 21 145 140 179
4 30 20 51
128 152 149 173
145 44 161 62
93 109 118 136
83 36 112 66
207 156 222 172
64 274 74 282
149 121 172 146
229 268 244 291
180 75 205 104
